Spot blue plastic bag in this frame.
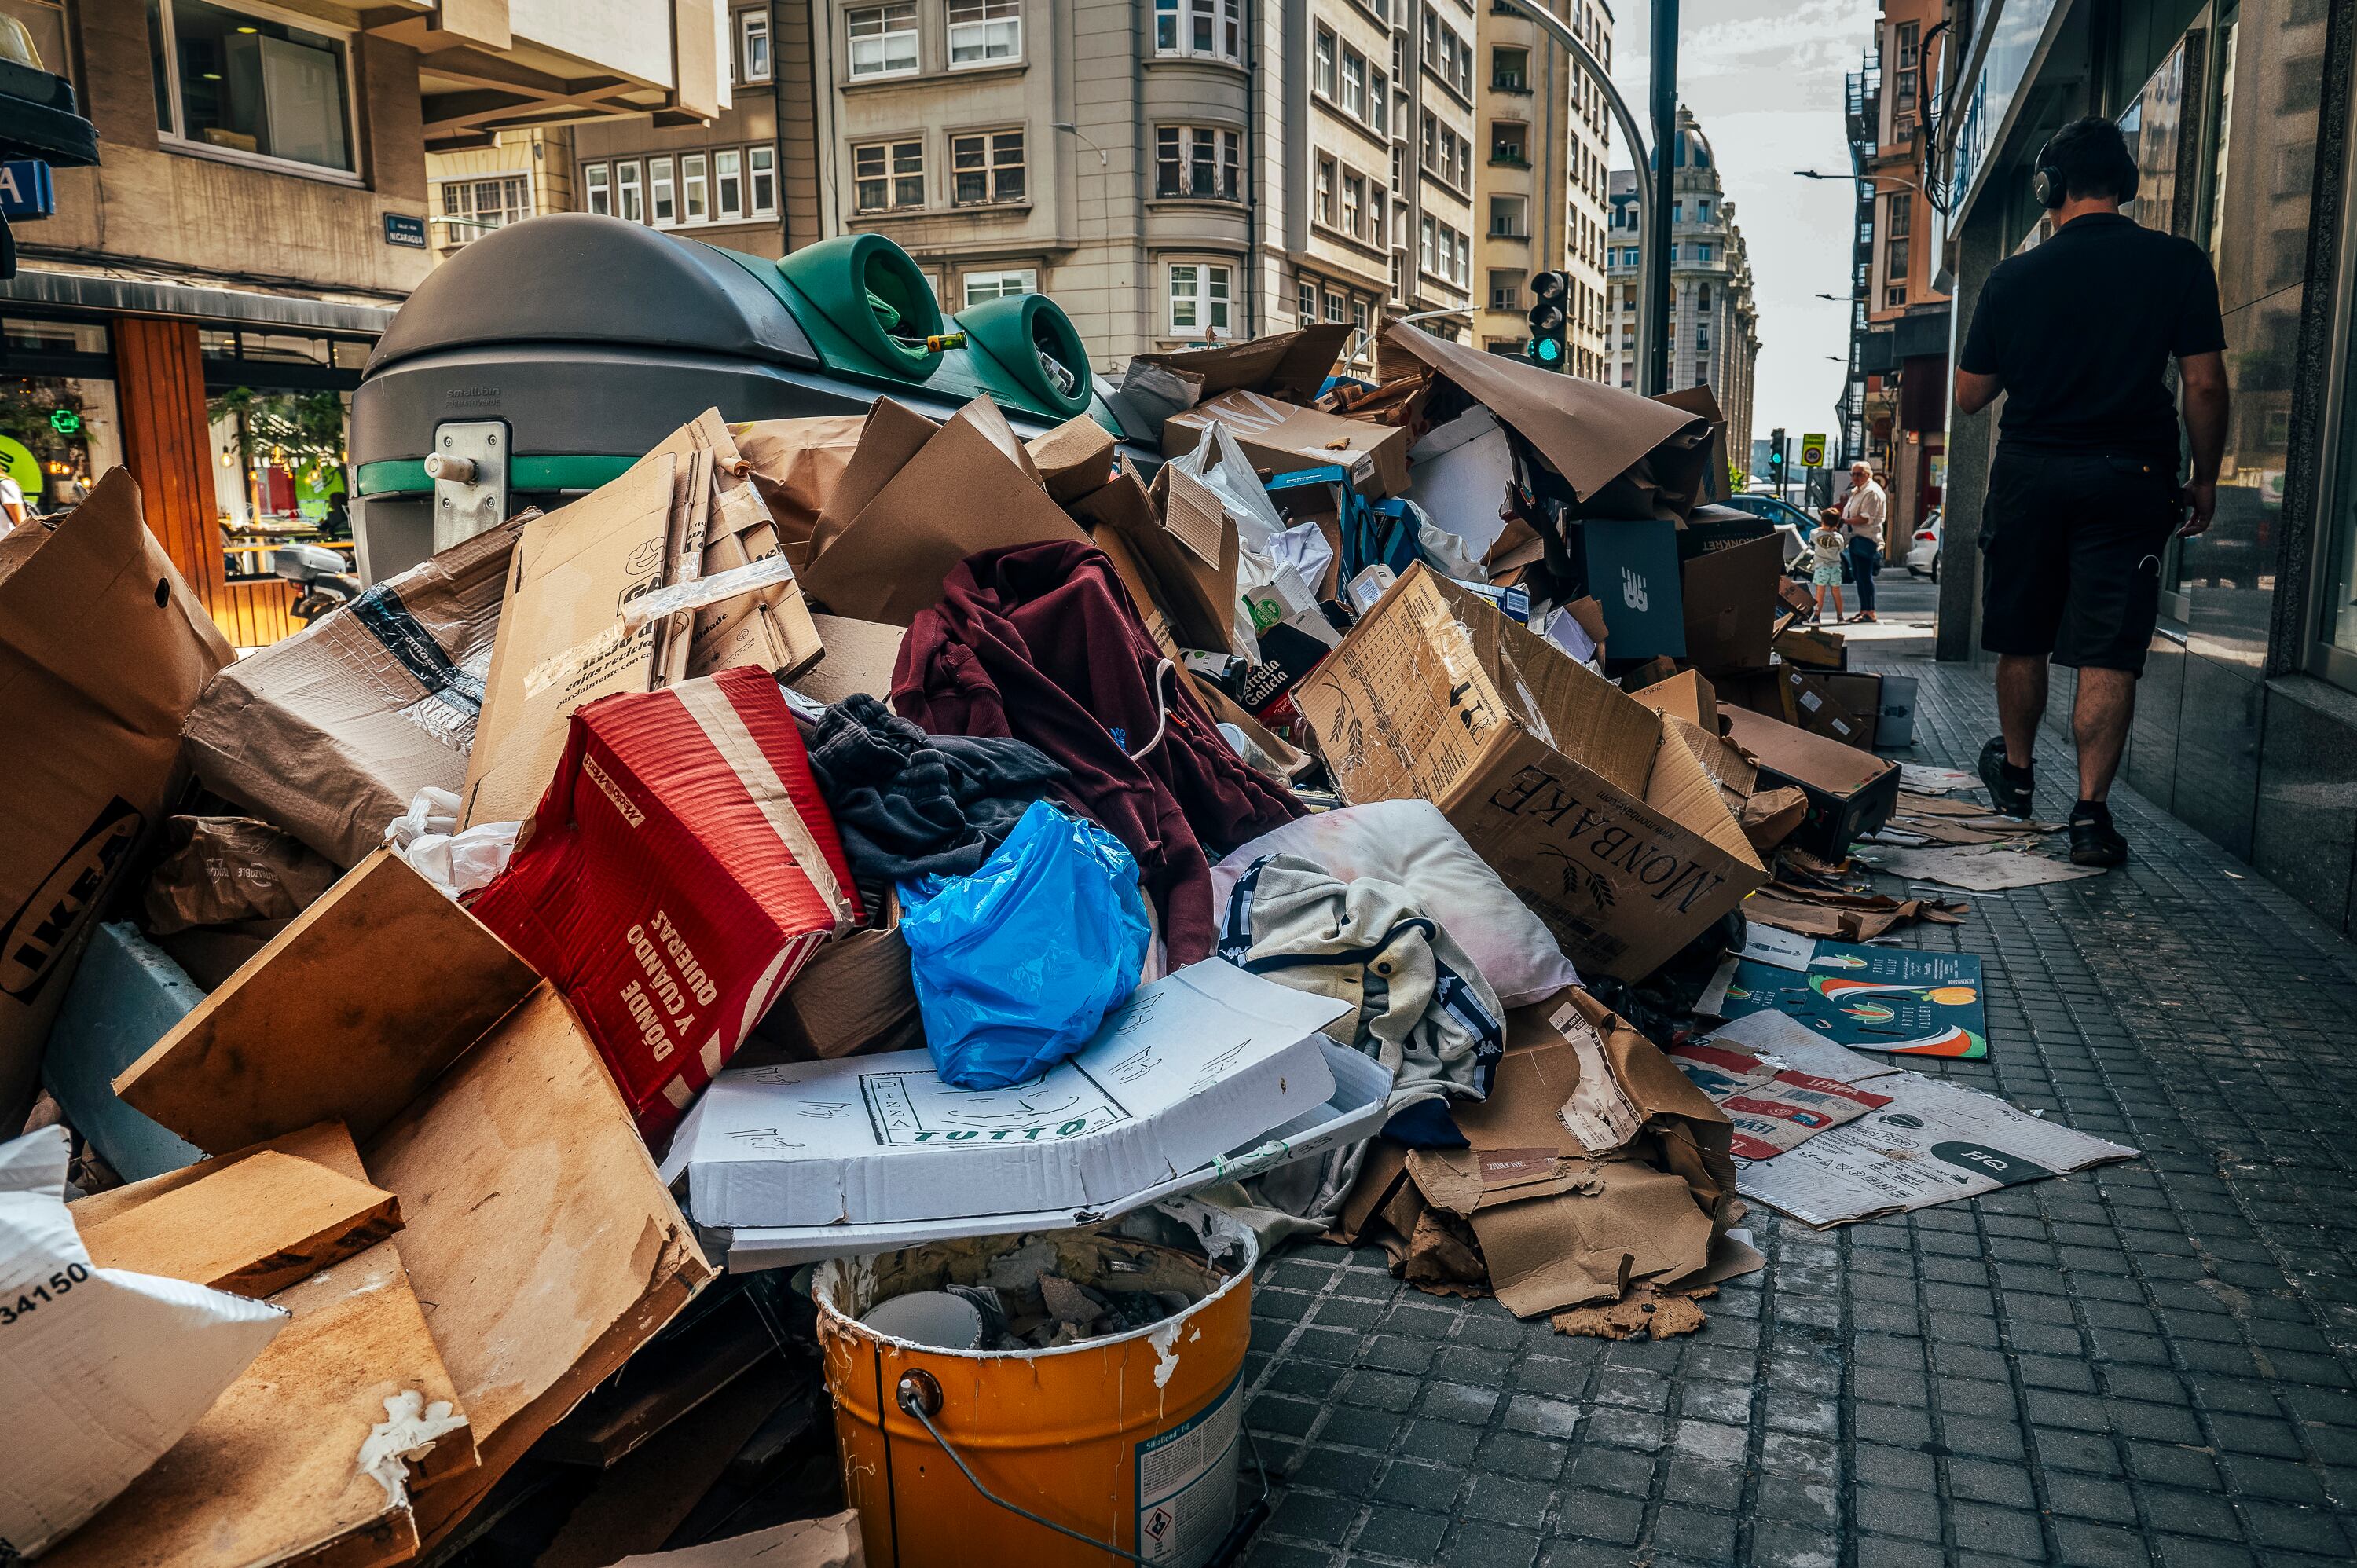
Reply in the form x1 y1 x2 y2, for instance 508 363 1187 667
899 798 1153 1090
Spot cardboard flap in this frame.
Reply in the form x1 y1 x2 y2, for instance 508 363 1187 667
115 852 541 1154
731 413 868 550
808 397 937 559
1080 467 1236 654
1159 463 1232 573
1644 721 1765 869
1406 1146 1600 1215
75 1146 400 1299
1133 323 1353 400
1025 414 1118 504
1377 325 1704 504
1723 705 1896 795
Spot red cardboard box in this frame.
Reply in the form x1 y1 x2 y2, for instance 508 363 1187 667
470 665 860 1138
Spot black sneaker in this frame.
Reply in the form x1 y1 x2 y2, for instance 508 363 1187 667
2069 804 2128 867
1978 736 2034 819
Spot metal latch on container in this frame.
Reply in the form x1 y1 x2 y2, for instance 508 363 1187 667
429 420 510 553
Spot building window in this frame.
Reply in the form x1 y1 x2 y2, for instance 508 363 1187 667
1491 46 1527 92
951 130 1025 204
1369 68 1388 136
1155 0 1241 62
1696 198 1710 219
738 8 771 82
1299 280 1318 324
1342 46 1365 120
1351 299 1369 350
1314 27 1336 99
1491 121 1527 166
1315 155 1336 227
437 174 531 248
682 153 708 222
715 149 742 221
749 146 777 217
962 268 1037 306
650 156 676 225
147 0 357 174
1695 243 1712 263
848 3 918 78
948 0 1020 65
853 139 925 211
1490 194 1527 238
1893 20 1919 115
585 163 611 216
1420 214 1435 276
1323 290 1343 324
1342 170 1365 240
1168 262 1233 335
1157 125 1241 200
1488 269 1523 310
616 159 643 222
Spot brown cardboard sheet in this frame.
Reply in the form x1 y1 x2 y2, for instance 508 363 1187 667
76 1146 401 1299
1132 323 1354 402
1163 390 1412 498
731 413 867 549
1025 412 1119 503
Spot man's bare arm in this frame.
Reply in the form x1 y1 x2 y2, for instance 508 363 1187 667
2178 350 2229 536
1955 368 2003 415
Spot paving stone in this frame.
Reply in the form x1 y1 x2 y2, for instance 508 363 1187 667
1549 1490 1644 1547
1440 1522 1543 1568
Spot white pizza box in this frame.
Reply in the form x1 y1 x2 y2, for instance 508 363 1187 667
659 959 1351 1231
714 1039 1394 1269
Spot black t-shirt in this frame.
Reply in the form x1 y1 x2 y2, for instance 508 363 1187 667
1957 213 2226 463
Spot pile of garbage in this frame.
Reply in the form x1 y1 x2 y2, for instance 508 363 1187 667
0 319 2137 1566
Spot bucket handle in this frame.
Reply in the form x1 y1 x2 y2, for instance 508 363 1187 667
894 1369 1271 1566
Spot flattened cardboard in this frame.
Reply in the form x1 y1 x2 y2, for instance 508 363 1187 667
1134 323 1354 402
77 1146 401 1299
1722 706 1898 860
115 850 541 1156
1025 413 1118 503
48 1122 477 1568
1164 389 1412 498
1679 533 1782 675
789 614 907 706
661 959 1350 1230
2 471 231 1119
1377 324 1710 509
1292 566 1765 981
801 397 1086 625
184 515 519 867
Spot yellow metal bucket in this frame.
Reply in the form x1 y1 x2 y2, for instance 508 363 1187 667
813 1202 1258 1568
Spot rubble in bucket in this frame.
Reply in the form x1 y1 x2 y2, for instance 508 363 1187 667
5 304 2139 1568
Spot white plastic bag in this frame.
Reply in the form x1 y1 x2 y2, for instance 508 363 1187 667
1169 423 1289 659
0 1127 287 1555
383 786 518 901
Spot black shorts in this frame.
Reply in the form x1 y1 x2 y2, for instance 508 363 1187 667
1979 445 2183 673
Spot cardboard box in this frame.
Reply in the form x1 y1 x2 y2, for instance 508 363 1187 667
1679 533 1782 675
1133 323 1354 405
186 513 519 868
787 614 907 707
801 396 1088 625
1775 624 1846 669
1164 389 1412 498
468 667 860 1138
753 890 918 1061
659 958 1350 1230
1783 665 1874 749
1721 705 1899 859
1293 566 1765 981
1076 462 1239 653
1820 672 1886 750
1580 518 1685 660
2 471 232 1123
731 413 867 551
718 1038 1392 1269
1871 672 1919 749
112 852 714 1551
1024 412 1118 504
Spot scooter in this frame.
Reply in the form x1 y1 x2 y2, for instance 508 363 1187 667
272 543 361 625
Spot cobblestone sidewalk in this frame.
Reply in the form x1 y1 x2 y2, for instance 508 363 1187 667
1237 645 2357 1568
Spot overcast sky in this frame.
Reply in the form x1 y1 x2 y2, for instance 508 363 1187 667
1608 0 1880 453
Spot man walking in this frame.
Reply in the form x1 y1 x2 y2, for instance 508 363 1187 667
1955 114 2229 867
1838 461 1886 623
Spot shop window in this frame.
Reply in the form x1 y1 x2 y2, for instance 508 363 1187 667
683 153 709 222
962 268 1036 306
715 149 742 222
436 174 531 249
584 163 611 216
147 0 356 174
1153 0 1240 62
749 146 778 218
649 156 676 225
737 7 770 82
853 138 924 212
1168 262 1232 336
847 2 918 78
948 0 1019 66
951 129 1025 205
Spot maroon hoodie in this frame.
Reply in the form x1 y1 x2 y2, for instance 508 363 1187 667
893 540 1303 964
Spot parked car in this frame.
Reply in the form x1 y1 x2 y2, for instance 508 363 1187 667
1905 507 1942 580
1717 492 1816 573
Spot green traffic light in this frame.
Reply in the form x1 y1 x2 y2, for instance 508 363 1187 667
1536 339 1560 361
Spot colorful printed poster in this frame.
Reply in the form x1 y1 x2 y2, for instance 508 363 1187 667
1705 938 1989 1059
1668 1042 1894 1161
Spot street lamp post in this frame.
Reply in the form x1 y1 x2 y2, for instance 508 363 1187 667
1647 0 1678 397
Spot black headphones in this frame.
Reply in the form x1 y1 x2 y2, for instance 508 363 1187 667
2032 126 2139 209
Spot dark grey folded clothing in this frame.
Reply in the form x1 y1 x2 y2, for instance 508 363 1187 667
802 691 1066 881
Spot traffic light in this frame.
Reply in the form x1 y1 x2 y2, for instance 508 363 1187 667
1767 427 1787 485
1525 270 1569 372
